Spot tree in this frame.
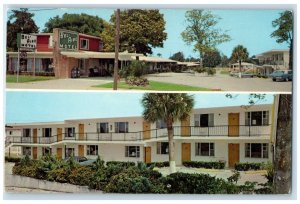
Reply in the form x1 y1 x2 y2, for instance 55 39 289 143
202 50 221 68
169 52 185 62
220 54 230 67
230 45 249 75
181 10 231 63
7 8 39 51
141 93 194 173
43 13 106 36
106 9 167 55
271 11 293 70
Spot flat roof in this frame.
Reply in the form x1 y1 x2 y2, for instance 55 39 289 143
256 49 289 57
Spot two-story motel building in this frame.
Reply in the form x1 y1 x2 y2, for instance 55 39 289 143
5 104 275 168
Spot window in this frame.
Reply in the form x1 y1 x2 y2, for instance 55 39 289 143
23 128 31 137
115 122 129 133
42 147 51 156
195 143 215 156
97 122 109 133
9 131 13 135
194 114 214 127
245 111 269 126
157 142 169 154
245 143 268 158
80 39 89 49
87 145 98 155
65 127 75 137
156 119 167 129
125 146 140 157
23 147 31 156
43 128 52 137
66 148 75 158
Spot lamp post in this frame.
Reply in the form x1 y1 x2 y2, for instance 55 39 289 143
113 9 120 90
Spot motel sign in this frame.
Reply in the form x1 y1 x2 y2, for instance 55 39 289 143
17 33 37 50
59 30 78 51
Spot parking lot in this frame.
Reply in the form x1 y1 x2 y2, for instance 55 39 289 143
6 72 292 92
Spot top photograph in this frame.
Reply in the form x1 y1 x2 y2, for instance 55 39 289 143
5 7 293 92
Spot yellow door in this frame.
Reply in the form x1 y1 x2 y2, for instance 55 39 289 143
143 121 151 140
144 147 151 163
33 128 37 143
57 148 62 160
57 128 62 142
181 116 190 137
228 143 240 168
79 124 84 140
78 145 84 157
32 147 37 159
181 143 191 162
228 113 239 137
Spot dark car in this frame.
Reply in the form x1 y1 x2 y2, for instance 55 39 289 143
270 70 292 82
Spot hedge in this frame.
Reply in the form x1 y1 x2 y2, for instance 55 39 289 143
234 162 264 171
106 161 136 168
146 161 170 168
5 156 21 163
182 161 226 169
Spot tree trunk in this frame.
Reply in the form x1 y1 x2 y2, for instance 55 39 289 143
289 38 293 70
167 119 176 174
239 60 242 78
274 94 292 194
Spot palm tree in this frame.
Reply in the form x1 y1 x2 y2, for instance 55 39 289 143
230 45 249 77
141 93 194 173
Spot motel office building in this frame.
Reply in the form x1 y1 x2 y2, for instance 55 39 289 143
6 104 275 168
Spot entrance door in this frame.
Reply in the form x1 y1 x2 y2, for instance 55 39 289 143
144 147 151 163
78 145 84 157
181 116 190 137
228 143 240 168
181 143 191 162
33 128 37 143
143 121 151 140
57 128 62 142
57 148 62 160
32 147 38 159
228 113 239 137
79 124 84 140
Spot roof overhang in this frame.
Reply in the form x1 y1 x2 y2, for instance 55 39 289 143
7 52 53 59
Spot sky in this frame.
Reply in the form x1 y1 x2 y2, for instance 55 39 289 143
6 7 289 58
6 92 274 124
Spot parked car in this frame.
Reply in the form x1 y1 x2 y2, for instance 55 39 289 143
64 156 96 166
270 70 293 82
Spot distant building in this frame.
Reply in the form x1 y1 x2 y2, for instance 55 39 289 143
255 49 290 76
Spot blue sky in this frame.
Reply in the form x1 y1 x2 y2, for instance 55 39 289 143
6 92 274 124
6 8 289 58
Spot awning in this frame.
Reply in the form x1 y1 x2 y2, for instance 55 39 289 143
7 52 53 59
137 56 177 63
60 51 143 61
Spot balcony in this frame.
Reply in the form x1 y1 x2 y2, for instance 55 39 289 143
6 125 270 145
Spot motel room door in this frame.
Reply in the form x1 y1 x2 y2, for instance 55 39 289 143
144 147 151 163
228 143 240 168
181 143 191 162
228 113 240 137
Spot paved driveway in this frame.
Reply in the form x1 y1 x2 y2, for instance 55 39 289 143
146 72 292 92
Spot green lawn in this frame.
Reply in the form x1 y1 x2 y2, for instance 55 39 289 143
93 81 213 91
6 75 55 83
220 70 230 75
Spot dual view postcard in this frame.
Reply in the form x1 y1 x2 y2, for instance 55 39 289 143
3 5 294 198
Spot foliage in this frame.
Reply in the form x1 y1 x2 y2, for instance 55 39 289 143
125 77 150 87
263 162 274 185
43 13 106 36
119 60 149 78
181 10 231 60
5 156 21 163
271 11 293 70
106 161 136 168
91 155 105 171
234 162 264 171
104 9 167 55
194 67 216 75
146 161 170 168
68 166 95 186
169 52 185 62
227 170 241 183
230 45 249 72
220 54 230 67
7 8 39 51
182 161 225 169
202 50 222 68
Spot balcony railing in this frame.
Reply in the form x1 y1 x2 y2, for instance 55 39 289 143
6 125 270 145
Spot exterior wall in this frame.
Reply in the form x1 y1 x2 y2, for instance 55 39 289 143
36 35 53 52
78 35 102 52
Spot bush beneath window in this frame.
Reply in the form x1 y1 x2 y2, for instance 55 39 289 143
182 161 226 169
146 161 170 168
5 156 21 163
106 161 136 168
234 162 265 171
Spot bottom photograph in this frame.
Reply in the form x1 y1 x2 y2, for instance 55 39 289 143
4 92 292 195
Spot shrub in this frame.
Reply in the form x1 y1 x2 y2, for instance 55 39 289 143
234 162 264 171
119 60 148 78
182 161 225 169
206 68 216 76
146 161 169 168
68 166 95 186
5 156 21 163
106 161 136 168
125 76 149 86
46 167 71 183
12 160 47 180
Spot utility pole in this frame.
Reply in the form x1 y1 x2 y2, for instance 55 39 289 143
113 9 120 90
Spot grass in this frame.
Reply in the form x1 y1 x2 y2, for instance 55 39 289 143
6 75 55 83
220 70 230 75
93 80 213 91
